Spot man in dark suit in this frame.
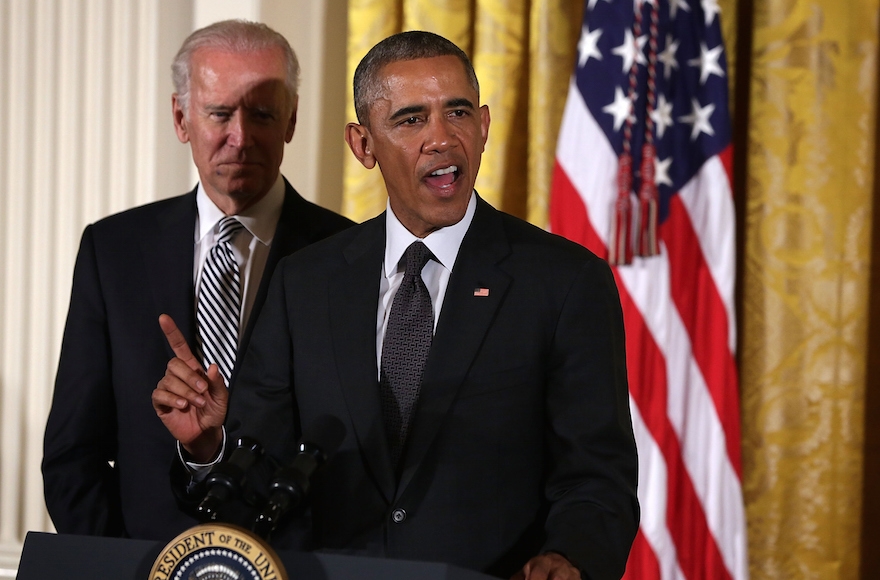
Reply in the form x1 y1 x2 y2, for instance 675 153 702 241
42 20 353 541
153 31 638 579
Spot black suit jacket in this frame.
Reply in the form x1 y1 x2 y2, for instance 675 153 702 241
226 196 639 579
42 180 354 541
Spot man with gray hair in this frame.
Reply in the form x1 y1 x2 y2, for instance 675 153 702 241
43 19 352 541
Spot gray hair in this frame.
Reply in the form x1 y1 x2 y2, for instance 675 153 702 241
353 30 479 125
172 19 300 114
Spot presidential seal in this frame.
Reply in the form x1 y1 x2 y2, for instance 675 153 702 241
149 523 288 580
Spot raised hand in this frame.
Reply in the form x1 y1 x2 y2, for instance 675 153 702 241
151 314 227 462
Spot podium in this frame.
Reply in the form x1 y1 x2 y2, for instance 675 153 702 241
17 531 497 579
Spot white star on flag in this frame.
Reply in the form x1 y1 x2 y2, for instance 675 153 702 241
587 0 612 10
688 42 726 84
612 29 647 73
702 0 721 25
603 86 635 131
658 34 680 80
578 26 603 66
670 0 691 19
679 98 716 140
650 93 675 138
654 156 673 187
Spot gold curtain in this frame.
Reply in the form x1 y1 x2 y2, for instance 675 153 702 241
343 0 582 224
741 1 877 578
343 0 877 578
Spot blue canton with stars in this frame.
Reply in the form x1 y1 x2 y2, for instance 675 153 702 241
576 0 731 223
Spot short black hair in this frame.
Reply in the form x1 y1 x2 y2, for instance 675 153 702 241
353 30 479 125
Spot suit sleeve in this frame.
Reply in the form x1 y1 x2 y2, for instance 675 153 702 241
542 257 639 579
42 226 126 536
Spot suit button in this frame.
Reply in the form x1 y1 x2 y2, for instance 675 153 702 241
391 509 406 523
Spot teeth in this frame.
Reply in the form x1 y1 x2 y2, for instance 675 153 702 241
430 165 458 176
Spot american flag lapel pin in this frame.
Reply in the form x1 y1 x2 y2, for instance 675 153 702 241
473 287 489 297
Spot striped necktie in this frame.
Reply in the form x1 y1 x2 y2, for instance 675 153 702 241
197 216 244 386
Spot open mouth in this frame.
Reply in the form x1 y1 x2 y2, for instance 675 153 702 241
424 165 459 188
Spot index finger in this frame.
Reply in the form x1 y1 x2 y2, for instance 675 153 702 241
159 314 203 372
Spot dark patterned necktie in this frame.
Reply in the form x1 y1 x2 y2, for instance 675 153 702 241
380 241 434 469
197 216 244 386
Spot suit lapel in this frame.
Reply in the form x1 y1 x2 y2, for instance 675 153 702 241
329 216 398 502
236 181 310 369
142 190 198 355
397 198 512 498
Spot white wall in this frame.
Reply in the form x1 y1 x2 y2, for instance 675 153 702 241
0 0 346 573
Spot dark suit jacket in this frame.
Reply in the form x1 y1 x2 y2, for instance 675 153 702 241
42 180 354 541
226 196 639 579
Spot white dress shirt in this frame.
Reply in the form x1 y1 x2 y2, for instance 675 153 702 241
376 192 476 374
194 175 285 340
181 176 284 472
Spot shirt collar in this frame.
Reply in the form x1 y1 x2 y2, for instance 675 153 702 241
384 192 477 277
195 175 285 245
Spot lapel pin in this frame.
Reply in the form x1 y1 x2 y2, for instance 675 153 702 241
474 288 489 297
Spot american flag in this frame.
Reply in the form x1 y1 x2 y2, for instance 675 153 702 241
549 1 747 579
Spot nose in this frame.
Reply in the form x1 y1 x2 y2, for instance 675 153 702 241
423 116 454 153
226 112 253 149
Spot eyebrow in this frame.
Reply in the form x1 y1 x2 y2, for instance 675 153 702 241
388 98 476 122
446 98 475 110
389 105 426 122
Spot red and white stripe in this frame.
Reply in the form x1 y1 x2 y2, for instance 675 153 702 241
550 81 747 580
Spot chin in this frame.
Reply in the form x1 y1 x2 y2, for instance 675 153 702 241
432 209 469 229
229 176 266 192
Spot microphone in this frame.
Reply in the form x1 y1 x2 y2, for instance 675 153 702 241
252 415 346 538
197 436 264 521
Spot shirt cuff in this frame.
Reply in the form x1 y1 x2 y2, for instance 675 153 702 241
176 427 227 483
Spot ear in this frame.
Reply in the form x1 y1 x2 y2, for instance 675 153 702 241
479 104 490 151
285 96 298 143
345 122 376 169
172 94 189 144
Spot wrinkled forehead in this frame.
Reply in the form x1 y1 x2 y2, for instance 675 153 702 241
192 46 287 81
190 47 295 107
376 56 474 100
